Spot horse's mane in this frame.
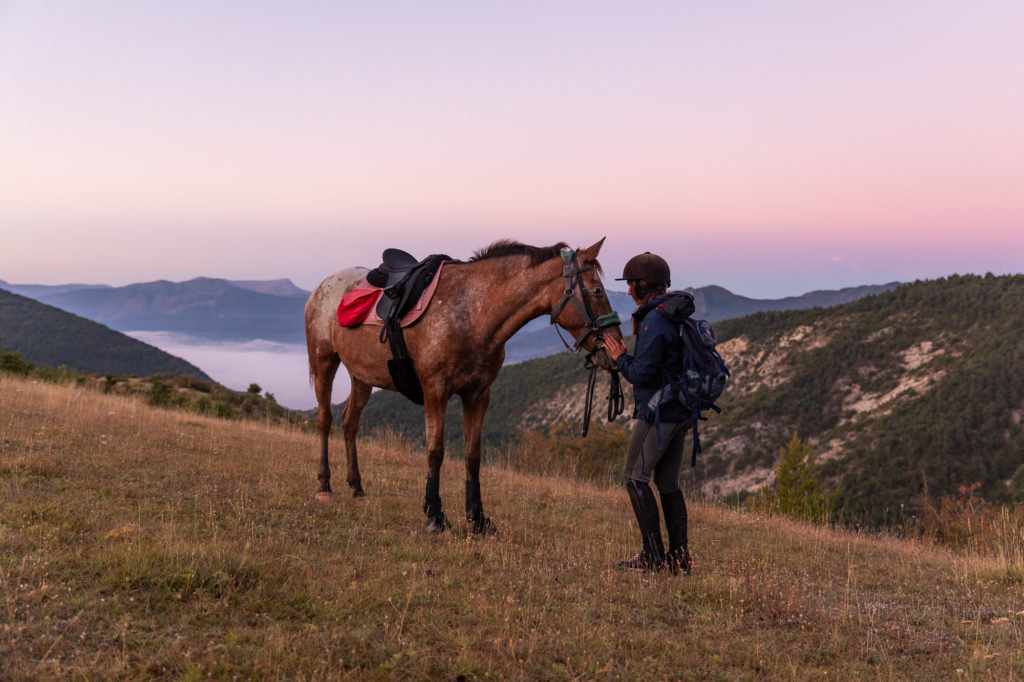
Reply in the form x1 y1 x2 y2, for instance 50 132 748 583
470 240 570 267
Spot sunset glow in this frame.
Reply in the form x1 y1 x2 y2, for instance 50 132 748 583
2 1 1022 297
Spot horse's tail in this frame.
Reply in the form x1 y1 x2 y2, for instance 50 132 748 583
304 287 324 390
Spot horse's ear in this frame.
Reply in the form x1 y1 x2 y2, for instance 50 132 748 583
580 237 606 259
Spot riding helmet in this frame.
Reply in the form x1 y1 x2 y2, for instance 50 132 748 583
616 252 670 287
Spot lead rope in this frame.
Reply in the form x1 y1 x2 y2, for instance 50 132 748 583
581 350 625 437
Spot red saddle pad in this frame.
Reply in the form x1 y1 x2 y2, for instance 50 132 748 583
336 287 382 327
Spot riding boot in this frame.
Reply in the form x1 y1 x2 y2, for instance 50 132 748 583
422 475 449 533
660 489 692 575
619 480 666 571
465 480 497 535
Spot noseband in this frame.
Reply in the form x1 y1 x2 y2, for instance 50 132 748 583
549 249 625 436
550 250 622 352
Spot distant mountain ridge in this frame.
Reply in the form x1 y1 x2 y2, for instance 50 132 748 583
0 288 211 379
1 276 900 358
1 277 309 344
504 282 901 362
228 279 308 297
0 279 113 299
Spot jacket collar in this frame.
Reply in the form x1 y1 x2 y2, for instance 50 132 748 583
631 293 669 323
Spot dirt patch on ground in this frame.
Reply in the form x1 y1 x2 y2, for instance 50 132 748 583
839 339 947 422
723 323 837 395
900 340 943 370
814 435 851 464
521 385 589 430
843 372 944 415
703 465 774 498
717 335 749 360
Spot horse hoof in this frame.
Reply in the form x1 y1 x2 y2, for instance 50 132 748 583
424 512 450 534
314 491 333 502
472 516 498 536
352 488 366 499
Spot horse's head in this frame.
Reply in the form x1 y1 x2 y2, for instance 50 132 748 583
548 237 623 371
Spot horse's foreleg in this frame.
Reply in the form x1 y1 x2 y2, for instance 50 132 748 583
422 392 451 533
342 378 372 498
462 388 497 535
311 350 341 501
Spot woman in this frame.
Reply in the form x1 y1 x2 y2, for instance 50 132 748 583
603 252 693 574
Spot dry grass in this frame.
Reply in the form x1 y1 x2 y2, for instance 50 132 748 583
2 374 1024 680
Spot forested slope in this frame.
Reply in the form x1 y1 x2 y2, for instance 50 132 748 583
0 288 211 379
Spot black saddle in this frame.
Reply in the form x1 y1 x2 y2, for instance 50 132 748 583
368 249 450 405
366 248 420 290
369 249 448 323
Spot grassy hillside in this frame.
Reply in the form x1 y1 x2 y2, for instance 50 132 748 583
2 376 1023 678
0 288 211 380
349 274 1024 528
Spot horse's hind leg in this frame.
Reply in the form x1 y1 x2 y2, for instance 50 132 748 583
462 388 497 535
311 349 341 501
341 377 372 498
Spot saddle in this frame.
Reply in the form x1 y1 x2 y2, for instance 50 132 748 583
366 249 450 405
367 249 448 324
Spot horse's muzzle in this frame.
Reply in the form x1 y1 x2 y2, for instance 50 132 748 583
590 344 617 371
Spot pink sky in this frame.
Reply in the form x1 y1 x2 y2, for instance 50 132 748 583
2 1 1022 297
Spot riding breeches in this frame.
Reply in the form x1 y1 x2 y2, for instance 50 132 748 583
622 420 689 493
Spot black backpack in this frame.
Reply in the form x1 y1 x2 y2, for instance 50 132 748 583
655 292 731 465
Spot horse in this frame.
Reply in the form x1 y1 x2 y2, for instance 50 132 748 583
304 238 623 533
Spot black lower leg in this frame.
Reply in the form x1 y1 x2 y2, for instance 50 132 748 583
466 480 482 524
465 480 496 535
626 480 665 564
660 489 691 573
422 475 449 532
659 489 688 551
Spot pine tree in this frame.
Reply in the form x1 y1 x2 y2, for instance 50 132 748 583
757 433 833 524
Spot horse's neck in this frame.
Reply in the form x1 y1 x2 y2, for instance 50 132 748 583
455 257 559 346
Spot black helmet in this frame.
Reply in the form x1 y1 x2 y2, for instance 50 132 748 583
616 252 670 287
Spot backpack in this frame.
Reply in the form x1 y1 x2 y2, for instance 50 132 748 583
650 291 731 465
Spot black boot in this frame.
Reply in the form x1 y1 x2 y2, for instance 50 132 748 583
422 475 450 533
619 480 666 571
660 489 691 575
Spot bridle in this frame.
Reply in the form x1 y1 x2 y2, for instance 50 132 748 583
550 249 621 352
549 249 625 436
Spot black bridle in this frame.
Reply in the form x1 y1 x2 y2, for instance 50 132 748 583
549 249 625 436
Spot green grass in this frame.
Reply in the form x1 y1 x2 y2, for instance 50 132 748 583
2 374 1023 679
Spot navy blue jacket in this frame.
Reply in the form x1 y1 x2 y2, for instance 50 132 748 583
615 295 691 423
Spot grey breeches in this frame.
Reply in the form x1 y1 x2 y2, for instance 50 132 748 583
622 420 688 493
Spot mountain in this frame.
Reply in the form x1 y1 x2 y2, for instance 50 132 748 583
345 274 1024 527
2 275 897 360
688 282 903 321
228 279 308 297
37 277 309 343
0 279 112 299
0 288 211 379
503 283 900 363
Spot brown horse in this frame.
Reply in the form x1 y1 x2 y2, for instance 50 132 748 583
304 238 622 533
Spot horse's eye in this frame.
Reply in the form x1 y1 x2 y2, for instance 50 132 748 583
593 287 603 298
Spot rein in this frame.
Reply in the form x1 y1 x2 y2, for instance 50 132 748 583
582 351 625 437
549 249 625 436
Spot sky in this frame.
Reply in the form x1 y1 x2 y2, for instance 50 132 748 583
2 1 1023 298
